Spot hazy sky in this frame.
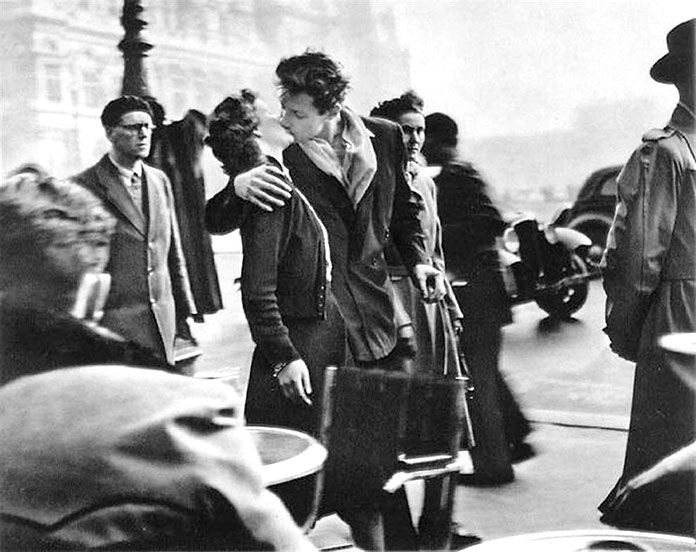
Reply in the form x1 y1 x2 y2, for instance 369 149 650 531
390 1 694 138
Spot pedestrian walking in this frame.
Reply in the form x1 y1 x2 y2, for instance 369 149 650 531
423 112 533 485
73 96 196 367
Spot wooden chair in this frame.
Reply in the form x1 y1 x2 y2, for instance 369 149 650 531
319 366 472 550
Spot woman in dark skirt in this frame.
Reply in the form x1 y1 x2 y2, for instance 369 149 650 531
205 90 345 437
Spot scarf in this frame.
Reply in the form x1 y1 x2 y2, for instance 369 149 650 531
299 106 377 208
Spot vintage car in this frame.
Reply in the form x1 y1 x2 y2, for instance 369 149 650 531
555 165 622 250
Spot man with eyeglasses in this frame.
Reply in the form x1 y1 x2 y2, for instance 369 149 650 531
73 96 196 367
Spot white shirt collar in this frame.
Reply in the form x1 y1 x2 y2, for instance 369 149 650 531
108 152 143 180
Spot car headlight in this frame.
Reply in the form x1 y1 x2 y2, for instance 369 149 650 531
502 227 519 253
544 226 559 244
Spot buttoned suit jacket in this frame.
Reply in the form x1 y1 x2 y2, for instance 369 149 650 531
73 155 195 365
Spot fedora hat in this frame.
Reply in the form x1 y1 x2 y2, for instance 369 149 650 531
650 19 695 84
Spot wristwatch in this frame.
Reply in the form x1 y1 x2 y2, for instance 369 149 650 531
272 360 291 379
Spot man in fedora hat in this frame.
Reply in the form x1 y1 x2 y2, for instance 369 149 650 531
599 18 695 536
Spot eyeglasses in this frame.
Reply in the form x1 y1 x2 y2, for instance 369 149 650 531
117 123 155 133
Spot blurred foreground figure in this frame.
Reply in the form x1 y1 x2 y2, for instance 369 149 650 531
0 173 165 383
73 96 196 367
0 174 315 551
0 367 316 551
422 112 532 485
600 18 696 536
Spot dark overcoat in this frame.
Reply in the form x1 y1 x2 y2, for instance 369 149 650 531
282 116 428 362
148 111 223 315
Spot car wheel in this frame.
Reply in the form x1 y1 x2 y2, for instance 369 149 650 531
535 253 589 319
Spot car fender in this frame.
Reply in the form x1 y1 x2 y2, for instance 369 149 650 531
566 212 614 232
553 226 592 250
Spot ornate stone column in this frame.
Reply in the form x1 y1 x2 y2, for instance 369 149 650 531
119 0 152 96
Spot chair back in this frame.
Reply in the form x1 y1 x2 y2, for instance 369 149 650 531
402 374 469 466
319 366 469 501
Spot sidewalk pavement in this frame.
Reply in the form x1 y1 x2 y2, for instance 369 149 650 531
187 252 629 549
306 422 627 550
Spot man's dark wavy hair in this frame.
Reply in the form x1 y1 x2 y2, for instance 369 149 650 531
100 95 154 128
370 90 424 122
275 51 350 114
205 89 265 178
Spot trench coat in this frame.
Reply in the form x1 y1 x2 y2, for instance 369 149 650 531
74 155 196 365
600 104 696 535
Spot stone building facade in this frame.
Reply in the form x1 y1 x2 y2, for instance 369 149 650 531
1 0 410 178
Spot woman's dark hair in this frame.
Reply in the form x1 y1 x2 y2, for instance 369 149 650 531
370 90 424 121
275 51 350 114
205 89 265 177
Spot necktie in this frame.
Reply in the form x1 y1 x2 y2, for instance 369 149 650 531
128 172 142 212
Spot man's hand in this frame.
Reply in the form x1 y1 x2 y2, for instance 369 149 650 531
233 165 292 211
412 264 446 303
276 359 312 406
